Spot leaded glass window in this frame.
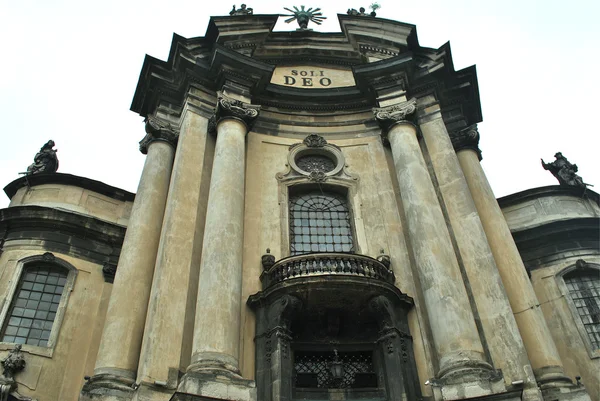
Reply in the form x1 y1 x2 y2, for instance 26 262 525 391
1 264 68 347
565 270 600 349
289 192 354 255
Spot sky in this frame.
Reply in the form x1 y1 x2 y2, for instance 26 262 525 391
1 0 599 208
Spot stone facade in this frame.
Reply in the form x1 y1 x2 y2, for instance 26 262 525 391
0 10 598 401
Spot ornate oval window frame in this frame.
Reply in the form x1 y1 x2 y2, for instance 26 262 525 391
287 134 345 180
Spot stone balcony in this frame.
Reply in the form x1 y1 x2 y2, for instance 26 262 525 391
259 252 395 289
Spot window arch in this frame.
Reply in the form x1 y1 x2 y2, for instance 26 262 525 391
289 190 354 255
0 253 77 350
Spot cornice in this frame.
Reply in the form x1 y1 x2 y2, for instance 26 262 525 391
4 173 135 202
497 185 600 209
0 206 126 267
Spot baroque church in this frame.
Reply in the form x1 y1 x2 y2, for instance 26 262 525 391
0 6 598 401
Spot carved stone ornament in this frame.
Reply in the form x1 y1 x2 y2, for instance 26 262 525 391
283 5 326 30
215 91 260 130
102 263 117 283
373 98 417 134
229 4 253 15
277 134 358 184
450 124 482 161
24 140 59 175
541 152 590 188
303 134 328 148
261 249 276 271
42 252 55 262
139 115 179 154
1 345 26 380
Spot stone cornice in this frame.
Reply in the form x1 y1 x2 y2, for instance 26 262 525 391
3 173 135 202
129 14 483 119
449 124 482 160
0 205 126 267
139 116 179 154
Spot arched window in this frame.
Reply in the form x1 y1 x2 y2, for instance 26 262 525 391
0 257 74 348
564 266 600 350
289 191 354 255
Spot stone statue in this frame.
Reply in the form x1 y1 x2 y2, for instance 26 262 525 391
229 4 253 16
541 152 590 188
283 5 326 30
25 140 58 175
347 3 379 17
1 345 26 380
347 7 367 16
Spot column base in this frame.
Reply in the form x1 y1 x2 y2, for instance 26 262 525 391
171 371 256 401
540 385 591 401
80 374 135 401
534 366 575 390
431 362 507 400
187 351 241 377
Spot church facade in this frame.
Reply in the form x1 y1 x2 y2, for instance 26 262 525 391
0 9 598 401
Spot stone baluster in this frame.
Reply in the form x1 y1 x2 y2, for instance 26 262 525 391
176 93 259 400
454 125 575 390
84 118 177 397
373 100 500 396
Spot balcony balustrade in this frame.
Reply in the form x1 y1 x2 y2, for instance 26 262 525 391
260 252 395 289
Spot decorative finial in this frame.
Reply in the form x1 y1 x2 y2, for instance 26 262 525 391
23 140 58 175
283 6 326 30
541 152 592 188
229 4 253 16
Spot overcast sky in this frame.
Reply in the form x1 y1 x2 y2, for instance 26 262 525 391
1 0 598 208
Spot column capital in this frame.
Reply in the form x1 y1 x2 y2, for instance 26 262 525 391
214 91 260 131
450 124 482 160
372 98 417 136
139 116 179 154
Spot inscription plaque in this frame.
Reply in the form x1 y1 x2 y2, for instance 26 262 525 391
271 66 356 89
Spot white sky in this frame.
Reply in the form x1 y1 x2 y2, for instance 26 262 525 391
1 0 598 208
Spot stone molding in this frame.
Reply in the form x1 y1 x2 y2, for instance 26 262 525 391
373 98 417 136
450 124 482 161
214 91 260 131
139 116 179 155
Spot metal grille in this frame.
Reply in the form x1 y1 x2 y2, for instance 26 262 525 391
296 155 336 173
565 271 600 349
289 192 354 255
294 350 376 389
1 265 68 347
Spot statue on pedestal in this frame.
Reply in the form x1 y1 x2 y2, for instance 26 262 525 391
541 152 590 188
229 4 253 16
25 140 58 175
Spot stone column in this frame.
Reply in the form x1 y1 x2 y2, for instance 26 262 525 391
418 107 542 399
175 93 259 401
454 125 574 389
85 118 177 395
373 100 498 395
135 108 211 389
